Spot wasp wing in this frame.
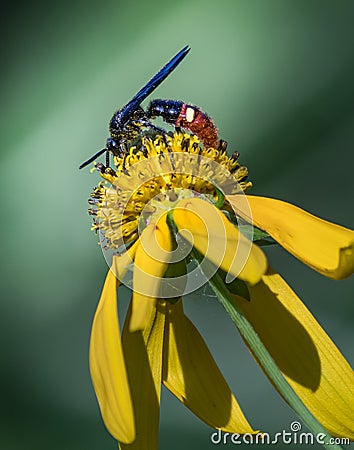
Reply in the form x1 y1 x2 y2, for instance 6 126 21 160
125 45 190 111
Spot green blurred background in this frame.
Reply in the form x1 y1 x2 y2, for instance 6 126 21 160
1 1 353 449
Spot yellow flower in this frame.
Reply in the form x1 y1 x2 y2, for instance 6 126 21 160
87 132 354 448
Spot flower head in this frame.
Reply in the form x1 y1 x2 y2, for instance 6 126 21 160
87 131 354 448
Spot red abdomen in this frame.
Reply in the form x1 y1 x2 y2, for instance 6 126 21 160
176 103 220 150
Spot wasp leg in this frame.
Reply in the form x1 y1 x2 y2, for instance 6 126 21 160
119 141 129 156
142 120 170 148
218 139 228 152
143 121 176 170
141 120 168 138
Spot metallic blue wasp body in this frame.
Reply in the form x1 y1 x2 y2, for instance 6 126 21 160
79 46 190 169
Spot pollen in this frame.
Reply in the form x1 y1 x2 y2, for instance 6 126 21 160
89 132 252 250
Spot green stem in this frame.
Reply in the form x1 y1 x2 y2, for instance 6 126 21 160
192 250 343 450
215 188 225 209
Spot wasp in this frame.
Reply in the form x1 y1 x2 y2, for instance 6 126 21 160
79 46 226 169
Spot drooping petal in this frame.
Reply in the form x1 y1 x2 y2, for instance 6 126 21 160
89 268 135 444
230 195 354 279
130 214 172 331
162 299 257 434
234 268 354 438
111 240 140 281
120 300 166 450
173 198 267 285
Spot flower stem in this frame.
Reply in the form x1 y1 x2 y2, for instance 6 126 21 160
192 250 343 450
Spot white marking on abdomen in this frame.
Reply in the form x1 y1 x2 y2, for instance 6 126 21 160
186 107 195 123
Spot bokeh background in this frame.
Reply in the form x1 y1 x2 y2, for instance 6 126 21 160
1 1 353 449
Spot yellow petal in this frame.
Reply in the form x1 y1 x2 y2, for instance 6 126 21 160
120 300 166 450
230 195 354 279
89 268 135 443
162 299 257 434
234 268 354 438
173 198 267 285
111 240 140 281
130 215 172 331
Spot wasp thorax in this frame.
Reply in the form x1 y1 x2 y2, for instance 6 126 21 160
109 107 146 142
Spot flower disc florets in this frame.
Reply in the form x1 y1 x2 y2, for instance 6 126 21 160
88 132 252 250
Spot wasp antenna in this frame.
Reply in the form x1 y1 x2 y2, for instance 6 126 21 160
79 148 107 169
